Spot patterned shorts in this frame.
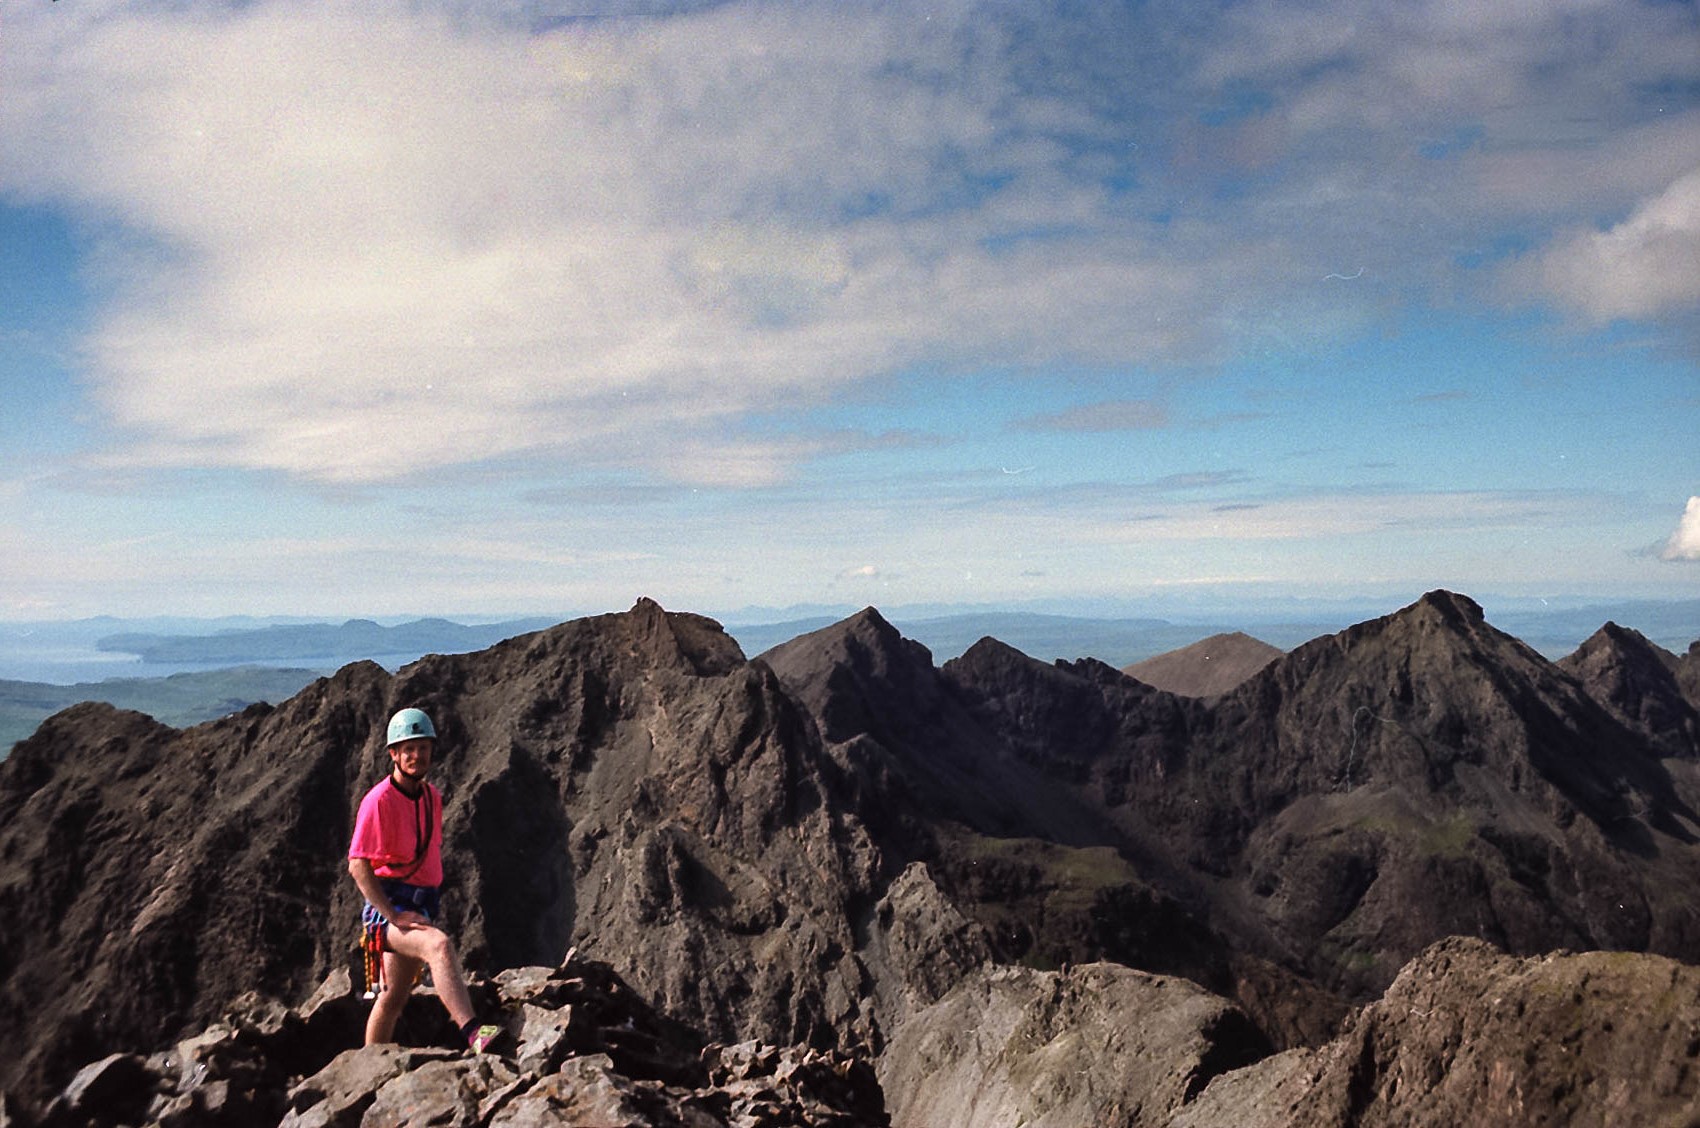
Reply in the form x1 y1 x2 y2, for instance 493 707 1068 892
361 879 441 943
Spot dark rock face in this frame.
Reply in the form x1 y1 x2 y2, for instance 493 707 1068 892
415 600 888 1056
2 591 1699 1125
932 590 1700 1001
1559 621 1700 759
1680 641 1700 712
0 664 392 1113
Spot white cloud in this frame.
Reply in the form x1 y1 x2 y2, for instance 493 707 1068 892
4 1 1226 485
1033 488 1585 546
1519 167 1700 323
1663 496 1700 562
3 0 1696 490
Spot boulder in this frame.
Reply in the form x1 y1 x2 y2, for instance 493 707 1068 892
1185 936 1700 1126
878 962 1268 1127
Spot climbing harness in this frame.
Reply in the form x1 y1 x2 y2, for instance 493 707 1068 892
359 877 440 998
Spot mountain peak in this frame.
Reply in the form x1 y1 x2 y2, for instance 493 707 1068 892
757 610 942 752
1572 620 1673 661
603 597 746 676
1560 620 1697 758
1122 632 1283 697
841 605 903 643
1273 589 1515 683
1325 588 1506 660
1414 589 1486 624
758 606 929 680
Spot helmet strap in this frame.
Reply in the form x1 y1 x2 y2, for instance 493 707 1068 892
390 760 425 795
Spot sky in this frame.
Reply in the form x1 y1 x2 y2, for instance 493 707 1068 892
2 0 1698 623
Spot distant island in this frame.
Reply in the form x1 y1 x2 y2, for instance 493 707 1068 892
0 666 322 752
56 597 1700 669
96 616 559 663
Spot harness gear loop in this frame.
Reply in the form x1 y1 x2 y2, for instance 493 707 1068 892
362 921 385 999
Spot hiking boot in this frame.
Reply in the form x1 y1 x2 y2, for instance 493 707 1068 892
468 1024 502 1055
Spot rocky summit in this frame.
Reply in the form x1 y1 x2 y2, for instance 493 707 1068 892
26 949 883 1128
2 592 1699 1125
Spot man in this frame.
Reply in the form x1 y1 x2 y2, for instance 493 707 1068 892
348 707 498 1052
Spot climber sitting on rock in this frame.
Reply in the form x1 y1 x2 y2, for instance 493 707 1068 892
348 707 499 1053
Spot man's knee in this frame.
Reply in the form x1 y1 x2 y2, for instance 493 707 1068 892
430 934 457 963
408 926 453 962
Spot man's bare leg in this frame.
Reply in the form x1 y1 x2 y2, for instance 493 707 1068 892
365 951 420 1046
383 924 476 1030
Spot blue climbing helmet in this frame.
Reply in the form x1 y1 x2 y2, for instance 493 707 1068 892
386 707 437 746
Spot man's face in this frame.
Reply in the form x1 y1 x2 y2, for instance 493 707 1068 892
389 737 435 779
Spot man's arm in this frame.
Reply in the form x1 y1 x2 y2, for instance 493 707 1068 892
349 856 407 926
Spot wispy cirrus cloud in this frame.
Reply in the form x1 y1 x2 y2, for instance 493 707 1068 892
1016 399 1170 433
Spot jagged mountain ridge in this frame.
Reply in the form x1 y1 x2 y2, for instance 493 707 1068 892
933 592 1700 993
2 591 1699 1120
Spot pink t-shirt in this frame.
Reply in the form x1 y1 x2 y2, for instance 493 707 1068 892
349 775 444 888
